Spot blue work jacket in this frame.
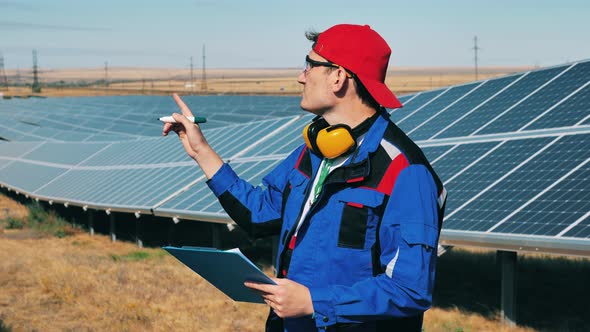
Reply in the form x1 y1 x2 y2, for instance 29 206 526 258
208 111 446 331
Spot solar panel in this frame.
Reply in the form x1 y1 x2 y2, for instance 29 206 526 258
433 65 569 138
397 82 483 134
409 75 523 140
21 142 110 165
522 83 590 130
245 115 312 157
0 161 67 193
154 158 282 219
443 134 590 233
389 89 446 124
420 145 455 161
476 62 590 135
438 137 554 218
429 142 500 181
491 162 590 236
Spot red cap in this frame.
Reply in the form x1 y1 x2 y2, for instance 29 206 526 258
313 24 402 109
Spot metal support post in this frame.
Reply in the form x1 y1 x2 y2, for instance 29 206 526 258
211 223 221 248
109 213 116 242
135 217 143 248
498 250 517 326
88 211 94 236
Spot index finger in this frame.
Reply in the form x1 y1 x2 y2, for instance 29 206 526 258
244 281 276 294
172 93 194 117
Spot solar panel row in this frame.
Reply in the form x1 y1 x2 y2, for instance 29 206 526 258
0 59 588 256
0 95 302 142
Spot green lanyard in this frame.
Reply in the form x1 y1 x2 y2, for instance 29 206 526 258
312 158 333 204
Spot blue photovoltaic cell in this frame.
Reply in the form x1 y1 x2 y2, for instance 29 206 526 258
80 137 190 166
157 161 256 212
0 141 41 157
409 75 522 140
477 61 590 135
34 169 113 200
0 158 12 171
209 113 265 123
491 162 590 236
563 216 590 238
0 159 13 170
444 134 590 232
398 83 481 134
13 122 40 133
85 133 138 142
523 83 590 130
156 178 211 211
420 145 454 162
0 161 67 192
434 65 569 139
208 118 288 158
441 137 554 218
0 95 302 141
396 94 414 105
35 165 202 208
247 115 312 157
156 159 281 215
390 89 445 124
30 127 64 140
430 142 500 182
0 124 50 141
21 142 109 165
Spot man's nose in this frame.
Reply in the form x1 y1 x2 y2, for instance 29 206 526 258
297 71 306 84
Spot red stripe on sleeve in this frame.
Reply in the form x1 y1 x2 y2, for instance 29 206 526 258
376 154 409 195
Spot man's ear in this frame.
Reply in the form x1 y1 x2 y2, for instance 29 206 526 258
331 68 349 94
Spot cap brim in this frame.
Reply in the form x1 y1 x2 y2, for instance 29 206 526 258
359 77 402 109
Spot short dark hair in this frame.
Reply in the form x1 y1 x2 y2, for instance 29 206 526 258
305 30 380 110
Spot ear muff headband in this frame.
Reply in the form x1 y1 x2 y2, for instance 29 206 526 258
303 118 357 159
303 117 329 156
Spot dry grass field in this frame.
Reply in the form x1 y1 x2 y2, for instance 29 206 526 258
1 66 530 98
0 229 536 332
6 194 584 332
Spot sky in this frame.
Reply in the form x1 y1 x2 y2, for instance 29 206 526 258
1 0 589 70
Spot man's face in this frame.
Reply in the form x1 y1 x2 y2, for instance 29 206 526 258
297 51 336 115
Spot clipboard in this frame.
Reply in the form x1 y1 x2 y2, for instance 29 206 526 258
163 246 275 303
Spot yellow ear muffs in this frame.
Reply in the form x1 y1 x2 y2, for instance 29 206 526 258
303 118 357 159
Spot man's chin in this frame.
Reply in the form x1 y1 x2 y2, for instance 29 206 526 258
299 102 310 112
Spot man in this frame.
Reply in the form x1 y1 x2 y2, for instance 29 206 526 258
163 24 446 332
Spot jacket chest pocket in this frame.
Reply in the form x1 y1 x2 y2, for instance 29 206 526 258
337 191 384 250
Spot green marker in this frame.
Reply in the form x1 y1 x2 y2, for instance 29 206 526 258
158 116 207 124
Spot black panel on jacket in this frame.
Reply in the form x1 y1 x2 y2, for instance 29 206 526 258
218 191 282 238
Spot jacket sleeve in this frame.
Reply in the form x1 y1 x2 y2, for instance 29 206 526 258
206 146 305 238
309 164 440 326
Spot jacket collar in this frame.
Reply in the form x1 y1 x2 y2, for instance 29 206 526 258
308 109 390 183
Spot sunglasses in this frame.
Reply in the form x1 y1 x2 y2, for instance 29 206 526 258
303 55 355 78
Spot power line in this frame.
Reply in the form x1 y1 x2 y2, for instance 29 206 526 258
104 61 109 87
32 49 41 93
190 56 194 95
473 36 480 81
201 44 207 93
0 52 8 91
15 66 21 86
